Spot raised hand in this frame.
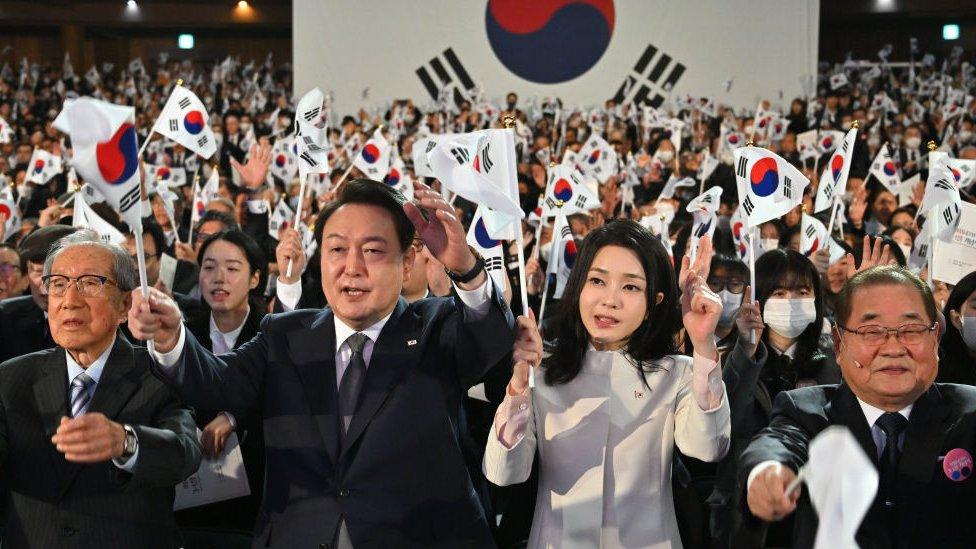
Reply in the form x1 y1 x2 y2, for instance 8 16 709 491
230 142 272 189
403 180 484 288
128 287 183 353
735 285 764 358
509 309 542 394
679 234 713 292
848 186 868 229
845 236 890 278
747 464 800 522
275 227 305 285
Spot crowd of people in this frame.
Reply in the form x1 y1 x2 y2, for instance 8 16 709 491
0 47 974 548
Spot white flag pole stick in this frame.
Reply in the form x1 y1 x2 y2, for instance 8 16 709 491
286 173 309 278
531 216 546 262
825 196 839 236
748 226 757 345
503 116 533 388
785 466 806 497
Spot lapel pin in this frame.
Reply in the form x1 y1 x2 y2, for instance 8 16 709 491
407 339 417 346
943 448 973 482
634 390 645 399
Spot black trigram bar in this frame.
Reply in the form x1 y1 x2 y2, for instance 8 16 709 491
741 196 755 216
450 147 470 164
178 97 191 110
485 256 504 271
197 135 209 148
416 47 474 105
736 156 748 178
783 177 793 199
612 43 686 108
805 225 816 237
169 119 178 132
480 143 494 173
575 195 587 208
303 107 320 122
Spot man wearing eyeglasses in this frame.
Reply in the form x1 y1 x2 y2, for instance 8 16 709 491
0 243 26 300
740 265 976 548
0 231 201 547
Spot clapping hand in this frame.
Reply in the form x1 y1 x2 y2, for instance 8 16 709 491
845 236 890 278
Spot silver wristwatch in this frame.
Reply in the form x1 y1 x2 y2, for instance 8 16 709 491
121 424 138 461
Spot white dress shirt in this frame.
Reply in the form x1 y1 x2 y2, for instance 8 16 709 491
209 307 250 355
65 336 139 472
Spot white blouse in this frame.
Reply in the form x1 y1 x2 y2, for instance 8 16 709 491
484 348 731 549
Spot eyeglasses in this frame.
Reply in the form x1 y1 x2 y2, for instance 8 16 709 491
41 274 118 298
836 323 937 345
0 263 20 276
707 277 746 294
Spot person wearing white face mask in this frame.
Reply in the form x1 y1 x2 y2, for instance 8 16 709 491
706 249 841 547
705 255 750 356
937 271 976 385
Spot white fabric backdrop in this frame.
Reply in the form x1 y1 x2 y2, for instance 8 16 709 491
294 0 819 116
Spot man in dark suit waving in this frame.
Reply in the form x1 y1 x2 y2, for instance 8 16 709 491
740 265 976 548
0 231 201 548
129 179 515 548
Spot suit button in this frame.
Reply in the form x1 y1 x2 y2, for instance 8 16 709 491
62 527 76 537
338 488 350 497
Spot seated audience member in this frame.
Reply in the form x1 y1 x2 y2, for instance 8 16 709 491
0 225 78 362
177 229 267 532
741 265 976 548
483 224 730 547
937 270 976 385
0 243 26 300
0 230 200 547
707 254 749 356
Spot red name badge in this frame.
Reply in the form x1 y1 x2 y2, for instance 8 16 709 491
943 448 974 482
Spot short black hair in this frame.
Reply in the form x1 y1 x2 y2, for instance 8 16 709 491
142 219 167 257
316 179 415 252
194 210 241 234
835 265 937 328
197 229 267 299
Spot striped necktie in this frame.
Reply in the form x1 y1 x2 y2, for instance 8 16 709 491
70 372 95 418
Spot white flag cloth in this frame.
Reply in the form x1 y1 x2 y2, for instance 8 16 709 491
730 205 752 261
815 130 846 155
268 198 295 240
294 88 331 181
948 158 976 189
720 127 746 152
151 84 217 159
814 126 858 213
796 130 819 160
466 206 507 291
576 134 618 183
658 176 697 201
829 72 849 90
919 155 961 217
61 98 142 230
689 209 717 261
72 193 126 245
685 186 723 213
803 426 878 549
734 147 809 227
801 213 846 263
26 148 62 184
698 152 720 182
665 118 685 151
908 216 933 273
353 128 393 180
191 169 220 228
428 132 523 217
541 164 600 216
869 143 902 194
0 115 13 144
0 196 21 239
149 165 187 188
270 136 299 183
383 154 414 201
547 211 577 299
411 134 444 178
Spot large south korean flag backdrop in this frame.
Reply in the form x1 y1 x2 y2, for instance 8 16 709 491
295 0 819 116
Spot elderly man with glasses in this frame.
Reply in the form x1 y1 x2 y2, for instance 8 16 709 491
740 265 976 548
0 231 201 548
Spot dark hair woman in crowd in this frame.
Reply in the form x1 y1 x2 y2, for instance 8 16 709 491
937 271 976 386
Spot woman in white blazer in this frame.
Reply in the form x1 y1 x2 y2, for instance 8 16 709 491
484 220 731 549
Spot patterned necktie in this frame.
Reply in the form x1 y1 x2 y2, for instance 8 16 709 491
70 372 95 418
876 412 909 509
338 333 369 435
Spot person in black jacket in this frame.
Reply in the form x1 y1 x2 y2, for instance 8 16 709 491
937 270 976 386
741 265 976 548
0 224 78 363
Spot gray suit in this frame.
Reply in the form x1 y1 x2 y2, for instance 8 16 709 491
0 335 202 548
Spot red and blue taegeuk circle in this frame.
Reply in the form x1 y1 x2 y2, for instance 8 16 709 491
275 154 288 167
33 159 45 174
96 123 139 185
486 0 614 84
563 239 578 268
749 157 779 197
474 218 501 248
830 154 844 182
587 149 601 164
157 167 171 181
361 143 380 164
553 177 574 201
385 168 401 186
951 167 962 182
183 111 206 135
883 161 897 176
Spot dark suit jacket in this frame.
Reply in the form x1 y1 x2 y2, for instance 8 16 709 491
0 295 55 363
739 383 976 549
152 290 515 548
0 336 202 548
177 305 267 532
